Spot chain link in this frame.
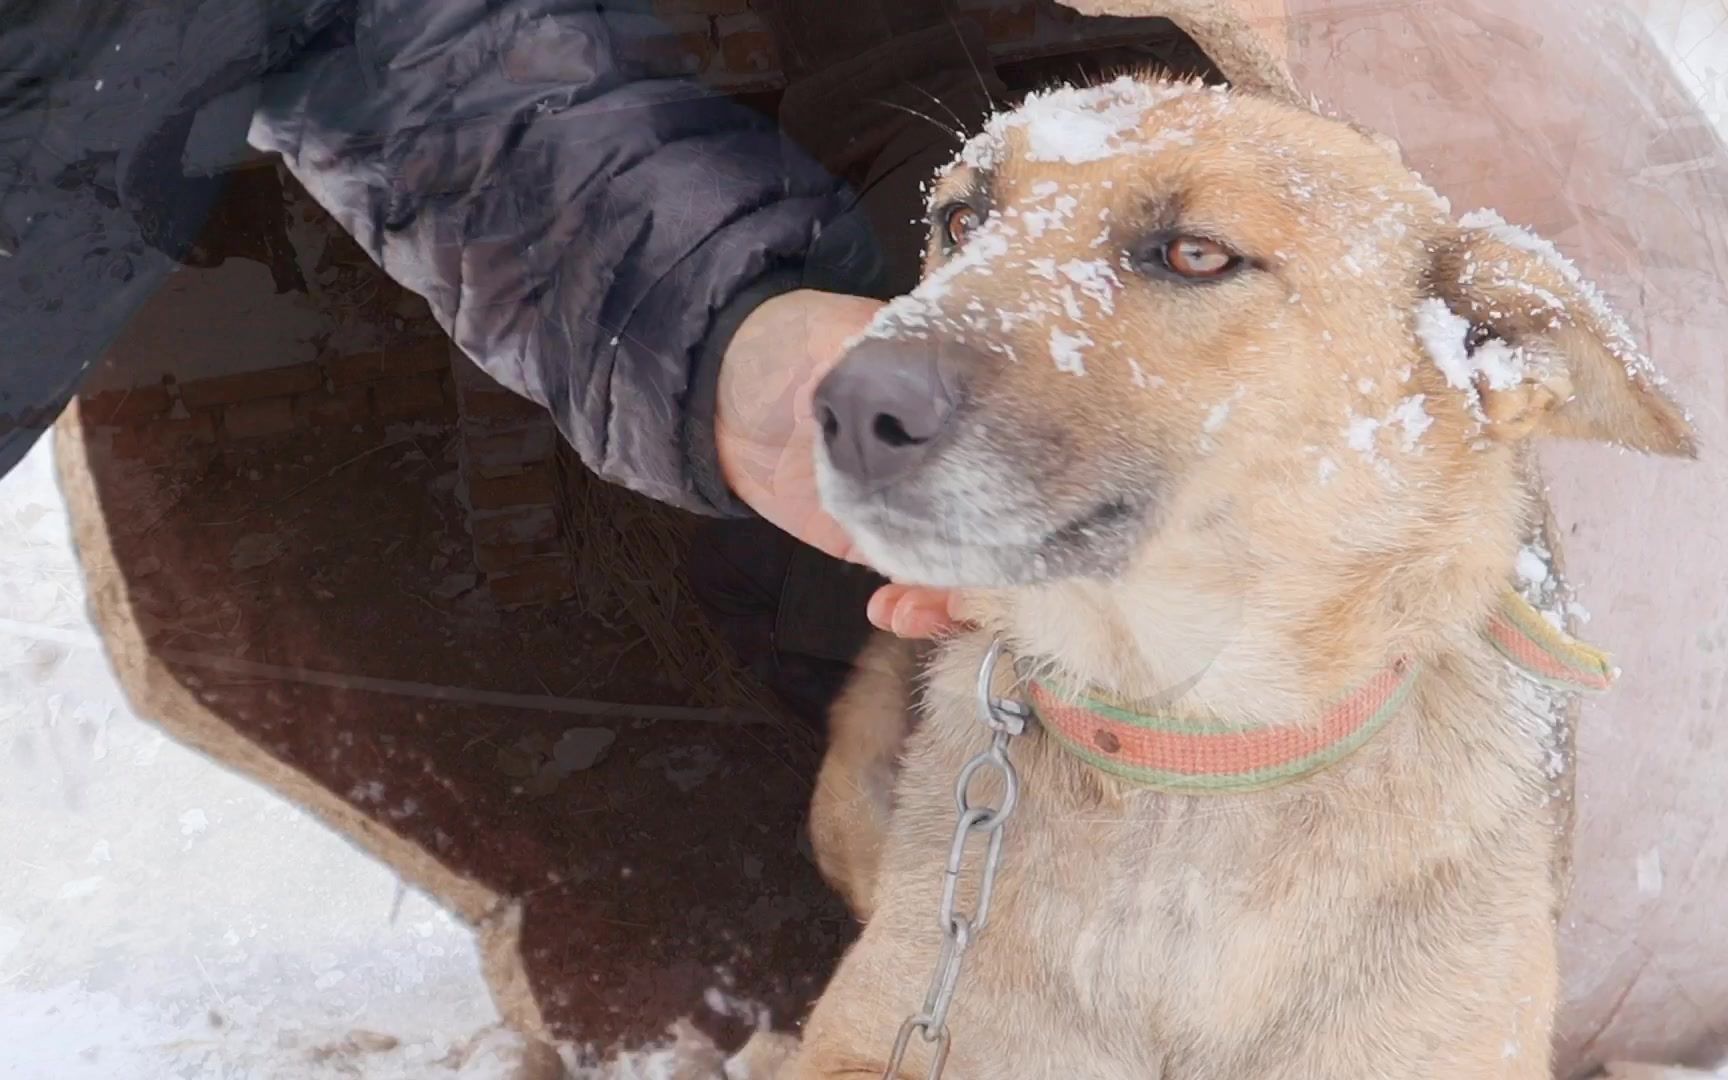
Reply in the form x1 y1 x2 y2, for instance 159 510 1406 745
883 638 1027 1080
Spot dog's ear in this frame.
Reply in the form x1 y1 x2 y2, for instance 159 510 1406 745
1421 215 1698 458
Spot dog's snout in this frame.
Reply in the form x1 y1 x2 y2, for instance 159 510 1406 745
813 338 988 489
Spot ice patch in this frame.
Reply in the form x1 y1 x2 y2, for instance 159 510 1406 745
860 226 1012 343
1636 848 1664 896
1390 395 1432 452
1050 328 1093 376
1021 194 1078 239
58 877 105 900
1203 387 1246 437
1346 414 1382 457
703 986 770 1029
1415 297 1528 402
1472 340 1529 391
959 75 1208 171
1415 299 1474 390
1057 258 1121 314
1515 546 1551 587
179 808 209 836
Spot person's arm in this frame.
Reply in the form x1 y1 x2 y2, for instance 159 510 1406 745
249 0 886 517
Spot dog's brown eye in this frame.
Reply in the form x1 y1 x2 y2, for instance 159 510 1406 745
942 203 981 247
1161 236 1239 279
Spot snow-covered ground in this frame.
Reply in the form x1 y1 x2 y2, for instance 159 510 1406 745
0 438 507 1079
0 439 799 1078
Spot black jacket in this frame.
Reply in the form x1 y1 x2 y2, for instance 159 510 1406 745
0 0 888 514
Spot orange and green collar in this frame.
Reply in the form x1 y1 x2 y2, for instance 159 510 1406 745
1029 589 1614 795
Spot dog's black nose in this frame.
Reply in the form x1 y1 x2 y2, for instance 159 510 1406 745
813 337 988 490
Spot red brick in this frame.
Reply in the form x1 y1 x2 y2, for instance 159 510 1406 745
471 506 559 548
325 339 451 386
1044 1 1082 26
467 462 558 510
977 2 1036 43
82 384 172 426
393 337 454 376
449 351 501 390
109 411 218 462
473 537 561 572
623 32 714 76
457 384 545 424
108 428 162 464
223 396 299 439
373 371 449 421
465 425 557 474
654 0 746 13
487 554 575 607
719 29 777 75
181 364 322 409
459 410 550 443
296 385 373 427
169 410 220 444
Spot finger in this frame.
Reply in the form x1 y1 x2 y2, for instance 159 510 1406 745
873 586 964 640
867 584 912 631
893 602 957 640
942 589 977 628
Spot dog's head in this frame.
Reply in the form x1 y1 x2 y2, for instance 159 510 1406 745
813 76 1695 591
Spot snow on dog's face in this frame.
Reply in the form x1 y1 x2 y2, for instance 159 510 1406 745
813 76 1694 589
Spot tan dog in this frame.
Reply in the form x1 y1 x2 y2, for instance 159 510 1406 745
794 76 1696 1078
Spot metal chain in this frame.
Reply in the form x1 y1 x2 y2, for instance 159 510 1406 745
883 638 1028 1080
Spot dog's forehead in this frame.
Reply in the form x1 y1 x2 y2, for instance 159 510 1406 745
953 76 1221 172
941 78 1422 221
931 82 1447 281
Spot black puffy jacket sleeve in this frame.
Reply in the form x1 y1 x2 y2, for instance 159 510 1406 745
250 2 878 516
1 0 883 515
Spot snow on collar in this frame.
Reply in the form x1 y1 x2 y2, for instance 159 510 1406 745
1026 588 1613 795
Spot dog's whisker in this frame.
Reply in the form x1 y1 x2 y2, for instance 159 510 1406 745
868 97 964 144
906 81 972 139
944 11 997 112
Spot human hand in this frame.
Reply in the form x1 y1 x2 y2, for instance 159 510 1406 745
714 288 966 639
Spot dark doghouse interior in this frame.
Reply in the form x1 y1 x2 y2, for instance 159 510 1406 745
71 6 1224 1059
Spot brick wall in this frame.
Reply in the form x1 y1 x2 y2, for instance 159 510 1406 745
79 339 583 610
449 356 577 609
634 0 1198 89
80 338 457 467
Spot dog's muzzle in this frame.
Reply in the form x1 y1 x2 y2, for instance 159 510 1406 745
812 336 993 495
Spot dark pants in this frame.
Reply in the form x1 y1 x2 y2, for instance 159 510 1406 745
686 3 1002 729
688 519 884 731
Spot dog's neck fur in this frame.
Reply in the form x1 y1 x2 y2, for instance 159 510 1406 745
966 441 1535 733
